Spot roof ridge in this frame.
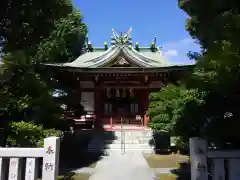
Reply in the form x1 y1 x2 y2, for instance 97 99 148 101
85 46 117 63
129 47 163 64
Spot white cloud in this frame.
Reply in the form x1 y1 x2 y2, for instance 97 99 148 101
161 38 200 65
164 49 178 57
163 38 193 48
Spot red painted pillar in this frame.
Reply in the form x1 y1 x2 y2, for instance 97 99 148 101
142 89 149 127
110 116 113 127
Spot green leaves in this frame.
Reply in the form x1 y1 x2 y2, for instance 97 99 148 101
148 85 206 136
179 0 240 51
35 12 87 64
0 0 73 54
7 121 61 147
0 0 88 147
177 0 240 147
0 2 87 125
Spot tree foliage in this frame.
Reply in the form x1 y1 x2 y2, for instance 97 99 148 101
35 12 87 63
7 121 61 147
179 0 240 51
0 0 87 140
149 0 240 148
148 85 206 137
191 42 240 145
0 0 73 54
0 51 65 129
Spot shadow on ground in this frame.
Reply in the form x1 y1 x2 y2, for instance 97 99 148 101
170 161 190 180
59 127 116 176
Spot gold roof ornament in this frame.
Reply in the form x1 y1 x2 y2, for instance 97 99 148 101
45 29 180 69
104 41 108 50
135 41 140 51
111 27 132 46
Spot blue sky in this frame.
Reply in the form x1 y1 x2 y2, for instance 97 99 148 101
73 0 201 65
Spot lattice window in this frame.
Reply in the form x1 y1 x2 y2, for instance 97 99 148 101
130 103 138 114
104 103 112 115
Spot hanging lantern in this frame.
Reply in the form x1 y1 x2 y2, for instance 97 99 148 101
144 75 148 83
122 88 126 98
129 88 134 97
116 88 120 97
107 88 111 98
95 75 99 82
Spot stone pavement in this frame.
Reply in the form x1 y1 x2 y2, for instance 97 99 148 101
88 151 156 180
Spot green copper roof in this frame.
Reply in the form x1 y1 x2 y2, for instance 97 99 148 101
45 28 179 68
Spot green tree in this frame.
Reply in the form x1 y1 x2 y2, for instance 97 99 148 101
0 51 63 128
148 0 240 148
179 0 240 147
190 42 240 146
148 84 206 137
0 10 87 131
0 0 73 54
35 12 87 64
0 1 87 147
179 0 240 51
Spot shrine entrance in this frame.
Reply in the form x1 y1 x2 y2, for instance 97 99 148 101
102 88 143 125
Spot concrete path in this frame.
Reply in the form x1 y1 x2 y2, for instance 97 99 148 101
73 167 175 174
89 151 156 180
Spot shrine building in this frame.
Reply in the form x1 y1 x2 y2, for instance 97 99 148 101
46 28 192 129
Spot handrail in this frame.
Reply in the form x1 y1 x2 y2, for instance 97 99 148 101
120 117 125 154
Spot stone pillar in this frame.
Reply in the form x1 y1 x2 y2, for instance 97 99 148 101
142 89 149 126
42 137 60 180
189 137 208 180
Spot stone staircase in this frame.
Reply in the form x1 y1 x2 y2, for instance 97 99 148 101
88 129 154 153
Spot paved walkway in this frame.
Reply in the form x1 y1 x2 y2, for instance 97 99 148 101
73 167 174 174
88 151 156 180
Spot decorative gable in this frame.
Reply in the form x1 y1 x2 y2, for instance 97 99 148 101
102 53 141 67
115 57 129 65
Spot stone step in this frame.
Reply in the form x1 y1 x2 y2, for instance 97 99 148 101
107 143 152 149
112 132 152 137
88 130 154 153
106 148 153 153
114 134 152 137
112 134 152 137
88 148 153 154
102 138 152 142
104 139 151 144
113 136 152 140
105 130 152 134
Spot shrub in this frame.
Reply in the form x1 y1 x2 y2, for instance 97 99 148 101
172 136 189 153
7 121 61 147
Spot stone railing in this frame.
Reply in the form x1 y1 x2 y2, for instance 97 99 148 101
0 137 60 180
190 137 240 180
